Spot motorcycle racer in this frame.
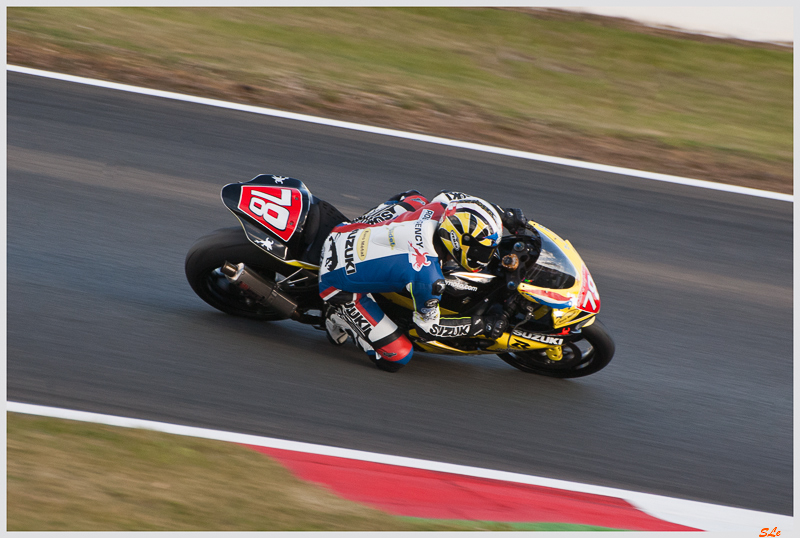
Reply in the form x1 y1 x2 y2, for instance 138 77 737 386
319 189 524 372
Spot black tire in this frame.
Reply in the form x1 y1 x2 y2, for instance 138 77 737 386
498 320 615 378
185 227 288 320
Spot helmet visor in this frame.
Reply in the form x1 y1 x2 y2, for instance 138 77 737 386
465 241 495 268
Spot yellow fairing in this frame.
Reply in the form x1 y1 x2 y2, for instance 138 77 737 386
553 309 595 329
415 340 476 354
523 221 598 330
413 333 551 356
284 259 321 270
485 332 552 352
386 220 597 356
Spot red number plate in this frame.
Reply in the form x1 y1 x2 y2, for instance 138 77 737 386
238 186 303 242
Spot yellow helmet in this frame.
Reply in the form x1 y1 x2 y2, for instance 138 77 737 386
437 198 503 272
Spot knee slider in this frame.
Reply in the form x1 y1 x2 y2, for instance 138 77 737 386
373 332 413 366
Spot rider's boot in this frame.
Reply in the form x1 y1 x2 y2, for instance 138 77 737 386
324 294 414 372
324 306 349 345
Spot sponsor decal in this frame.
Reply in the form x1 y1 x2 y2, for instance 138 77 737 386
429 322 471 338
432 279 446 295
344 231 358 274
537 289 572 303
238 186 303 242
512 329 564 346
424 299 439 309
413 209 435 249
577 265 600 313
272 175 288 184
255 237 274 251
408 242 431 271
554 309 581 325
356 207 397 225
387 227 397 249
448 230 460 248
324 236 339 272
520 286 574 309
342 303 372 336
357 229 371 261
445 278 478 292
442 192 469 202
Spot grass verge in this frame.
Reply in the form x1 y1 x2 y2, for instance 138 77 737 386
7 7 792 193
7 412 622 531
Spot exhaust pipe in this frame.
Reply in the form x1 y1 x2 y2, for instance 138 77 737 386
220 261 298 319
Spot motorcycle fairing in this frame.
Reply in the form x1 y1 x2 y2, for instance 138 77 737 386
517 283 575 309
577 264 601 314
412 325 590 355
222 175 313 266
519 222 601 329
388 220 602 354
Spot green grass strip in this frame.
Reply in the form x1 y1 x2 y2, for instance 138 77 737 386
8 412 625 531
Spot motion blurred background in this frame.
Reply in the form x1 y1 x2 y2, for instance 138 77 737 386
6 6 793 193
565 7 793 44
7 6 793 531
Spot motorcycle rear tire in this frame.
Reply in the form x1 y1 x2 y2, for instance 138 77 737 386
185 226 288 320
497 320 615 378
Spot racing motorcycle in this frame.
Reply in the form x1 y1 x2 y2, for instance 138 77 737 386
185 174 615 378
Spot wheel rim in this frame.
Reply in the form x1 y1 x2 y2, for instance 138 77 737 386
505 341 595 372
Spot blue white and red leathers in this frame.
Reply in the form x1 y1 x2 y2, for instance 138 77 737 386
318 191 484 370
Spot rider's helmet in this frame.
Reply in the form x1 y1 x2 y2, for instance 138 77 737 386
437 198 503 272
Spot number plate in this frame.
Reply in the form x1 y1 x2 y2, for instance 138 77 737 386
237 185 304 242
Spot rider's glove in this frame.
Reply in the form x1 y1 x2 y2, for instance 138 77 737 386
483 313 509 340
500 207 527 233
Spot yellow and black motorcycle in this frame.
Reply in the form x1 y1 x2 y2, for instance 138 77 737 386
185 175 615 378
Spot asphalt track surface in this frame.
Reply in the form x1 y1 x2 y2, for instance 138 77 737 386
7 72 793 516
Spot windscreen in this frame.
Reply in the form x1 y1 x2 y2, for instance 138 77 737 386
523 234 578 290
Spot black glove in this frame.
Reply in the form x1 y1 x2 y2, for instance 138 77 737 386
500 207 527 233
483 313 509 340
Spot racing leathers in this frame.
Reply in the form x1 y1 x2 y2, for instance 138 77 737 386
318 191 487 372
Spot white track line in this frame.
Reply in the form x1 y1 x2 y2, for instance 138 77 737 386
7 401 792 533
8 64 792 204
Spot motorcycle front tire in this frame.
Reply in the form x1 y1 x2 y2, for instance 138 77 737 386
497 320 615 378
